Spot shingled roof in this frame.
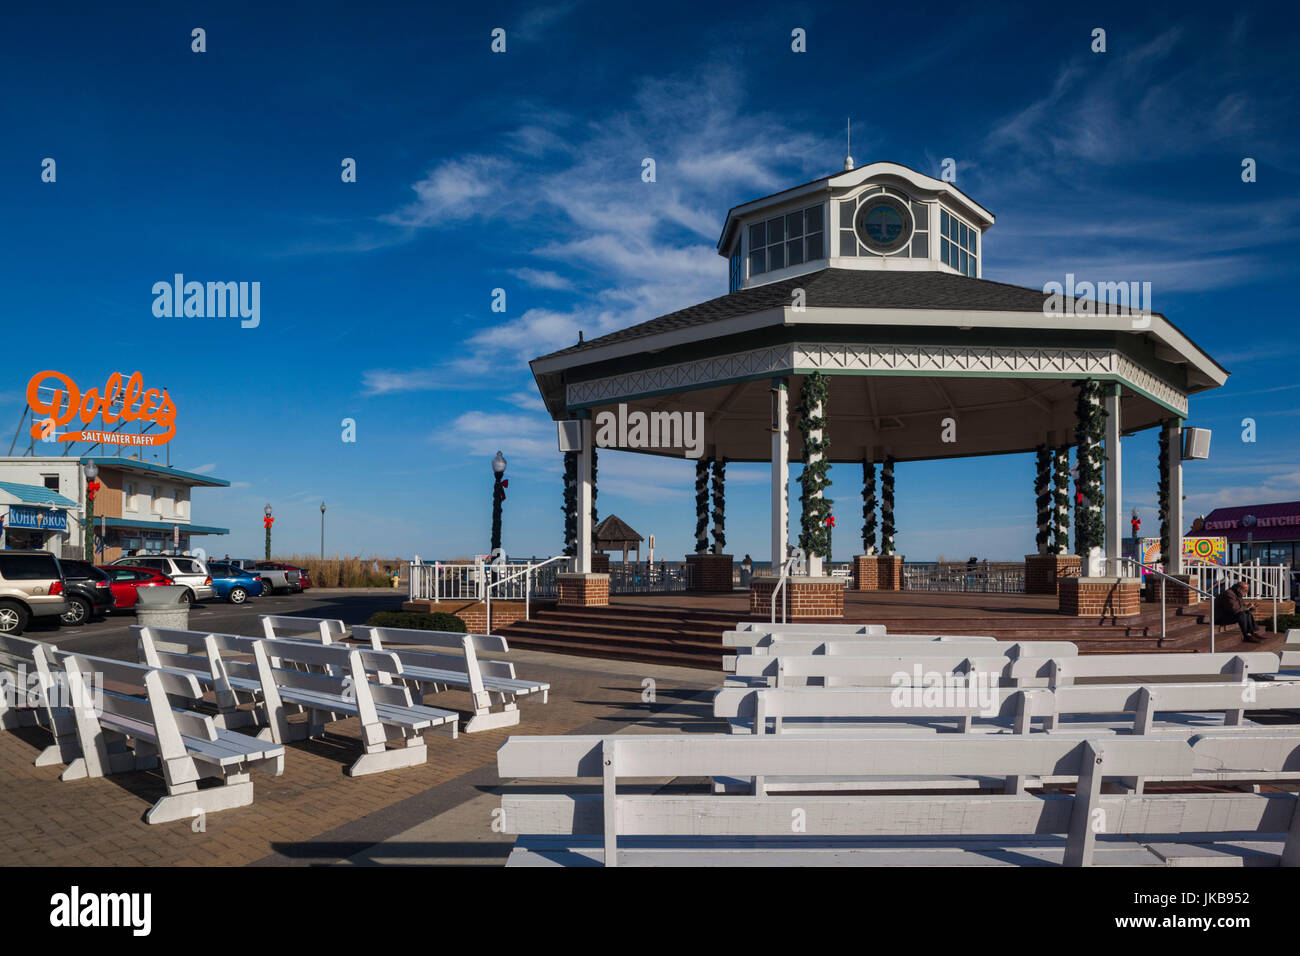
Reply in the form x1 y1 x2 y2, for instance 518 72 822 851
536 267 1147 362
594 514 644 549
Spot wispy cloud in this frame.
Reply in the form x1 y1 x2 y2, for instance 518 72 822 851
362 59 837 393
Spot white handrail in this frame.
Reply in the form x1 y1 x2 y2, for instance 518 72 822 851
485 555 568 632
770 555 801 624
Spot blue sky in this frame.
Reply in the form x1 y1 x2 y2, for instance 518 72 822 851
1 1 1297 561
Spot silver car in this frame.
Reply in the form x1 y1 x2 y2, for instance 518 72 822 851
111 554 214 603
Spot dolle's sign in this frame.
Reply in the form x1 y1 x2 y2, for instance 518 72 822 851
26 371 177 445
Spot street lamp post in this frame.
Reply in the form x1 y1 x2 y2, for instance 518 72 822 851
263 503 274 560
83 462 100 561
490 451 507 553
320 501 326 562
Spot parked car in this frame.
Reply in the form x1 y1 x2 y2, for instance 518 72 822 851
228 559 300 594
206 562 265 604
57 558 115 625
110 554 213 603
257 561 312 590
98 565 174 609
0 550 69 635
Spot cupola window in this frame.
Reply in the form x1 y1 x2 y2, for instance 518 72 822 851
940 208 978 277
747 204 824 278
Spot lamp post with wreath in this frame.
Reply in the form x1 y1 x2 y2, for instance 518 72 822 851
82 461 100 561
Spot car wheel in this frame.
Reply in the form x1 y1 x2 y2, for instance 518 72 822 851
60 597 90 626
0 602 29 635
180 589 194 605
229 587 247 605
262 584 275 596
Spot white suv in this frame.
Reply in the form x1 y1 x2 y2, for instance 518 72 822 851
111 555 214 603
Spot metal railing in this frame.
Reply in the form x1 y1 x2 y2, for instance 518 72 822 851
1110 556 1216 650
902 561 1026 594
1187 561 1285 637
485 555 568 632
771 553 804 624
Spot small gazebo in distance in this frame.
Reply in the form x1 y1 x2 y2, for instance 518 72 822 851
593 514 644 570
532 159 1226 619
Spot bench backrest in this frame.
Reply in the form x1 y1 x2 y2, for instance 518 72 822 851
60 653 217 774
740 639 1076 660
725 631 1000 649
733 652 1040 686
259 615 347 644
0 635 63 725
352 624 509 655
714 679 1300 734
1010 651 1279 686
498 732 1207 865
732 623 888 636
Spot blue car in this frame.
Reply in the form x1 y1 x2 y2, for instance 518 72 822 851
206 562 265 604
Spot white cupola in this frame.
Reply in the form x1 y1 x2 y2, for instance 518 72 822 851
717 161 996 292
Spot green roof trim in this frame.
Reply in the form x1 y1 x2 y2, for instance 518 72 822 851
82 457 230 487
103 517 229 535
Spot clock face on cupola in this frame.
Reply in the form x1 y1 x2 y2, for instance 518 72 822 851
717 160 995 293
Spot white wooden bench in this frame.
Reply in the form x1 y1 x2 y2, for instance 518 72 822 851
250 637 458 775
730 642 1080 690
1009 651 1279 688
0 635 78 766
714 681 1300 792
260 614 347 643
497 732 1300 866
723 632 1002 672
57 651 284 823
137 626 461 769
732 622 888 636
352 624 549 733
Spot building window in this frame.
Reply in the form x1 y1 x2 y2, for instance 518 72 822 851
174 488 188 517
940 208 978 277
839 189 928 259
124 481 136 510
747 204 824 278
151 486 162 515
41 474 59 491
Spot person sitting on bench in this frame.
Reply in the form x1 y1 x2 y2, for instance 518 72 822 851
1214 581 1261 643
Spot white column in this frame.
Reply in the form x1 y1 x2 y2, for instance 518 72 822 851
577 418 593 574
770 379 789 572
1164 420 1184 574
1104 385 1122 565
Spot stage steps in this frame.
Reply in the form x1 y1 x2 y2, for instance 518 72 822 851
496 597 1289 670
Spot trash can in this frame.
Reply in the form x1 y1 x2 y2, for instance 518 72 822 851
134 585 192 632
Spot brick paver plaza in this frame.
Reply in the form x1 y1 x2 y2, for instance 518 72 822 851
0 644 719 867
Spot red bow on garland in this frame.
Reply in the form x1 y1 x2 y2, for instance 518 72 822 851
263 515 275 529
86 480 101 503
825 515 835 528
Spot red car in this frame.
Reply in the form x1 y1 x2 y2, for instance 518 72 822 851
98 565 174 609
256 561 311 590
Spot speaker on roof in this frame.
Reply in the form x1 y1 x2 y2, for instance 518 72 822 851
1182 427 1211 460
557 420 583 452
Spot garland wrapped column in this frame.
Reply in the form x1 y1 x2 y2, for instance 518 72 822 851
562 451 577 556
694 458 709 553
710 458 727 554
1053 446 1071 553
1034 445 1052 555
1157 427 1171 563
797 373 833 567
861 460 877 555
590 445 599 529
880 457 896 554
1073 379 1107 564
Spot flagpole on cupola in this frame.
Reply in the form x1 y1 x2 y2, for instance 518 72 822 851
844 118 854 171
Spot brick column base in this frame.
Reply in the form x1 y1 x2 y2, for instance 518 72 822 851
851 554 904 590
590 553 610 573
402 599 530 632
749 575 844 619
1059 576 1141 617
557 572 610 608
686 553 734 591
1142 573 1202 607
1024 553 1082 595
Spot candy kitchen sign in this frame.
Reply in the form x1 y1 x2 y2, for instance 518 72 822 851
26 371 177 445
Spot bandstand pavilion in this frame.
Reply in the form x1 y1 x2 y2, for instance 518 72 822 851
529 160 1227 618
